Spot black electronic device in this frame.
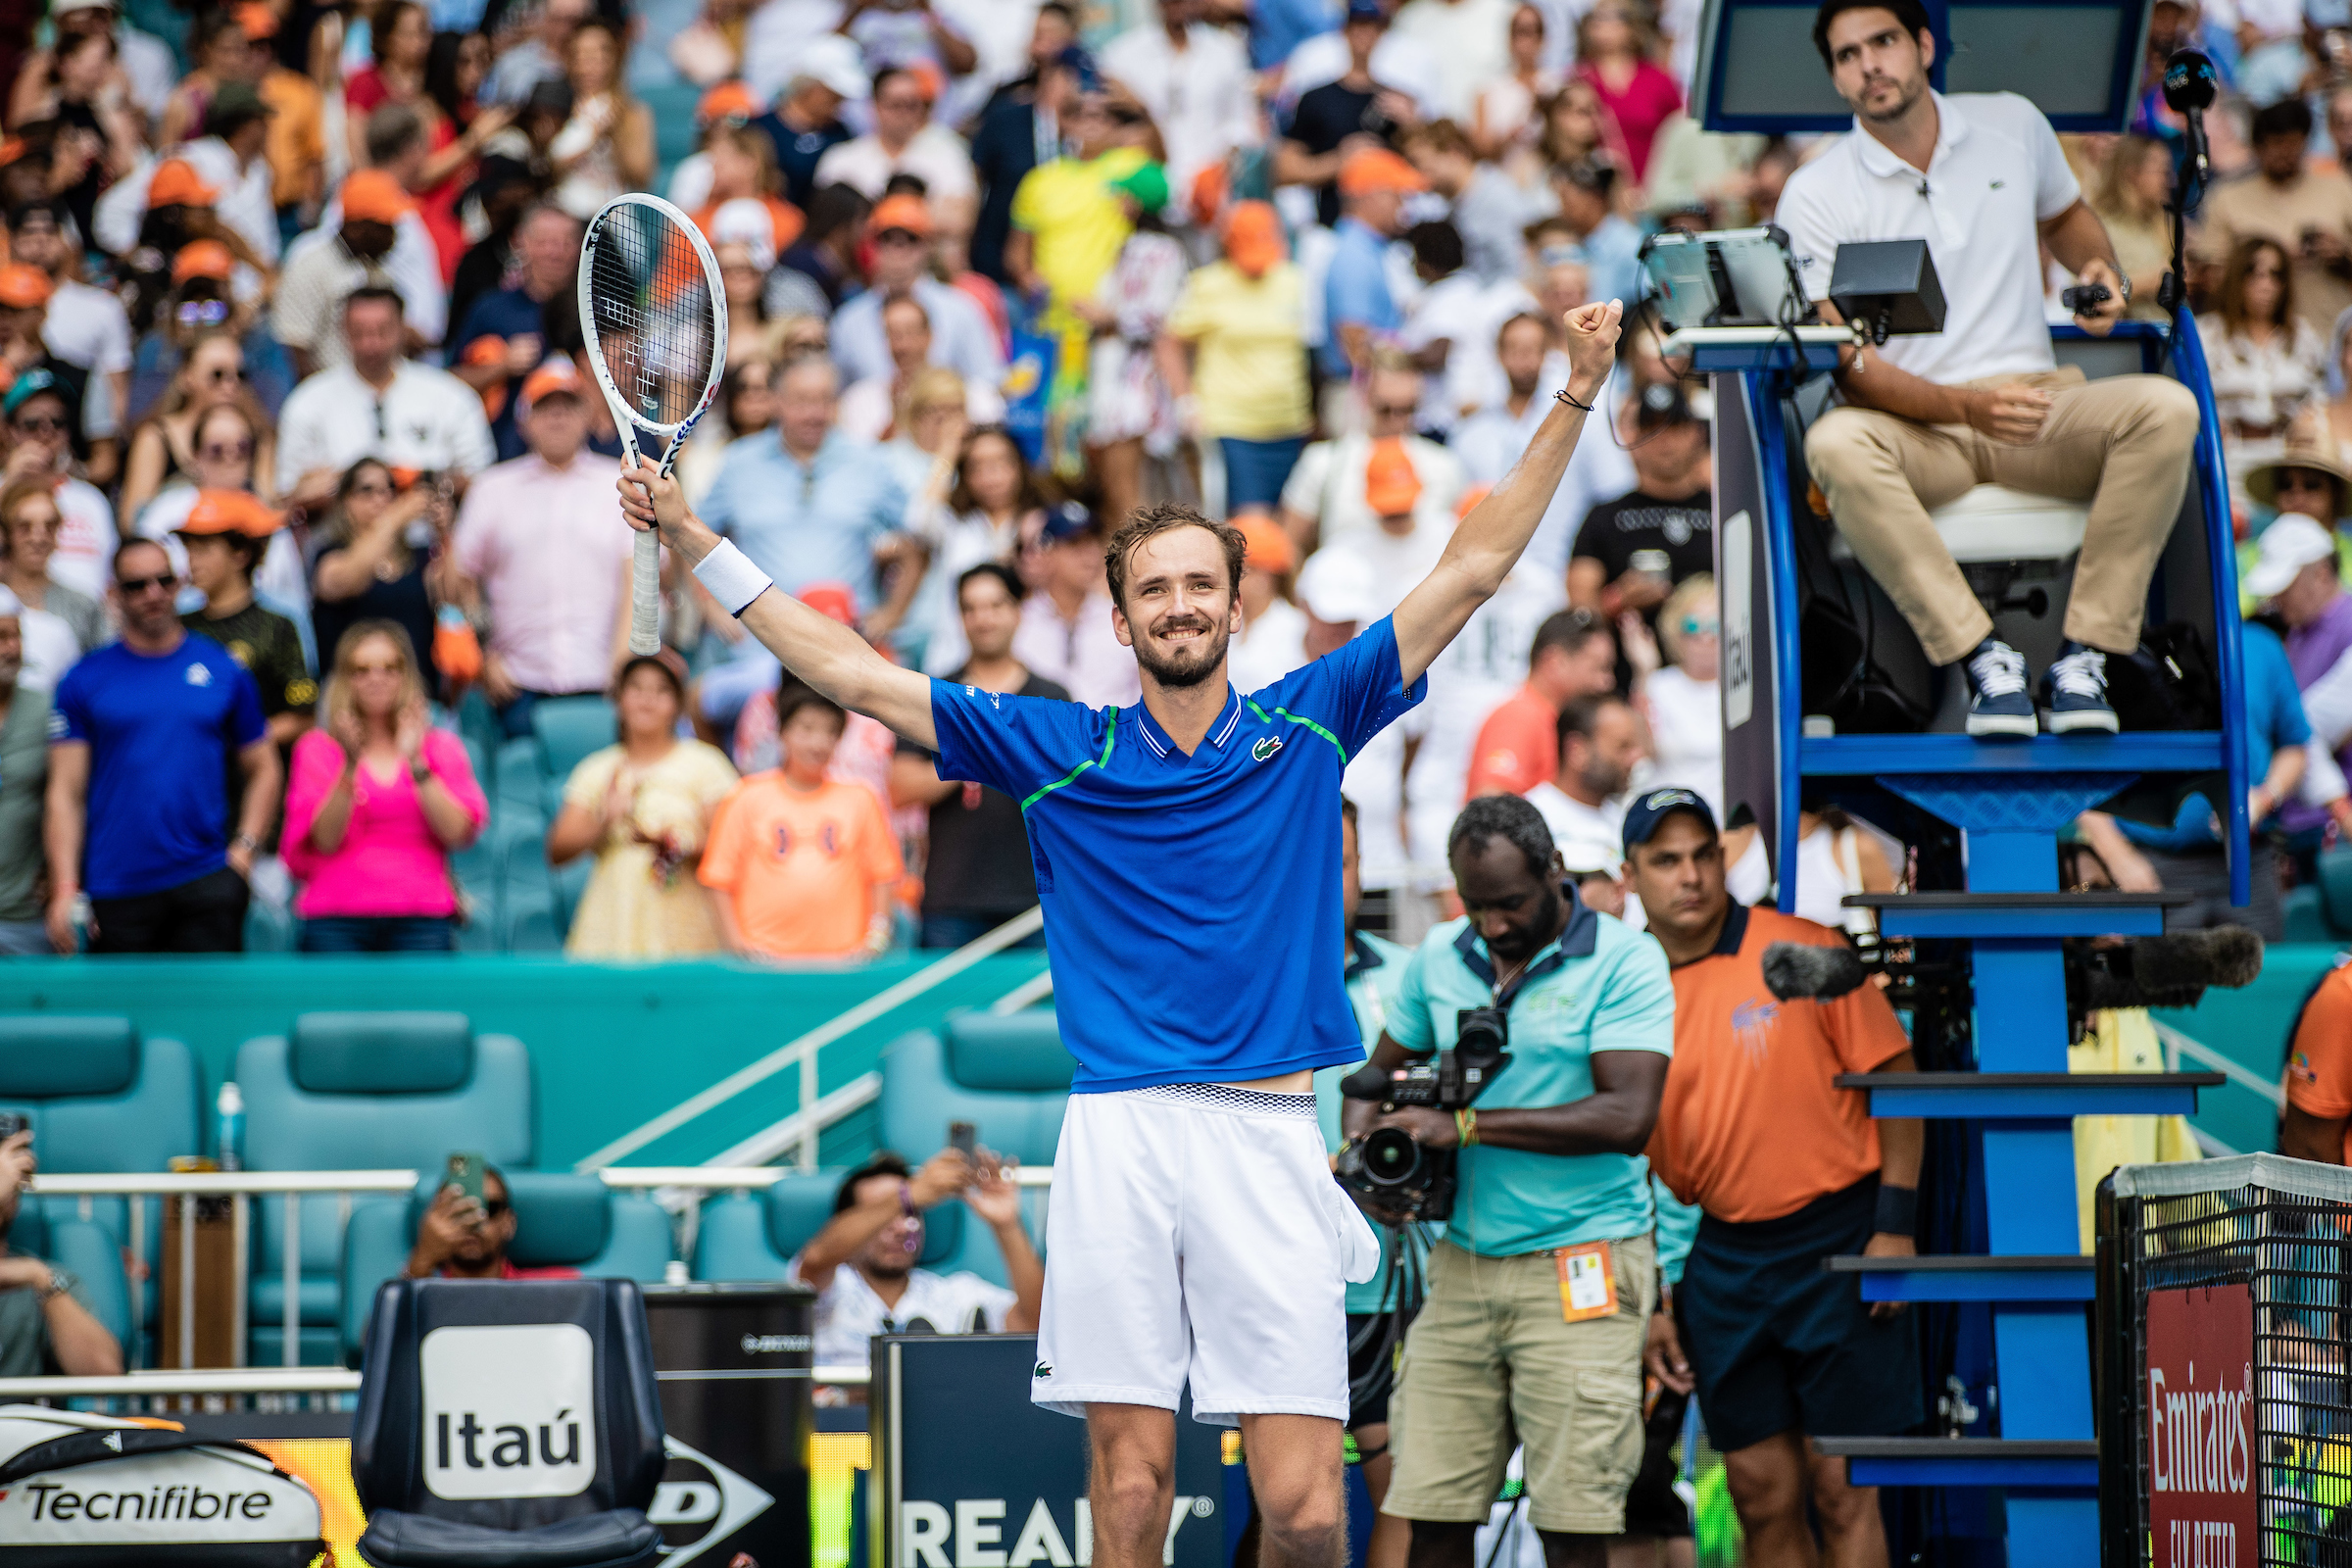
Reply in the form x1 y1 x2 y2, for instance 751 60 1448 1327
948 1120 977 1158
2059 283 2111 315
0 1111 25 1142
1828 239 1947 346
1333 1008 1513 1223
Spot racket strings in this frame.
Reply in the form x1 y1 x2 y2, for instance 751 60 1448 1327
585 204 718 430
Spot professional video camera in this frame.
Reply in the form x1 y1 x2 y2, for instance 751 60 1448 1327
1333 1009 1512 1223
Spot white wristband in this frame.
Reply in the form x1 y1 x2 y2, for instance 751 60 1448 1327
693 539 773 618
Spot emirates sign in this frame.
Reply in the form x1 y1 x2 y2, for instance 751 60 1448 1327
2145 1284 2257 1568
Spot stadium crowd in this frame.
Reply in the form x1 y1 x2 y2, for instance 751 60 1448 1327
0 0 2335 962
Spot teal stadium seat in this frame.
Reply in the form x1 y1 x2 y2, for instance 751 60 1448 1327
0 1016 199 1359
531 697 616 797
692 1166 966 1285
237 1012 533 1364
338 1171 675 1363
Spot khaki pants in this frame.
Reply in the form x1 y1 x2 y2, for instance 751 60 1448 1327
1382 1233 1654 1536
1803 368 2201 665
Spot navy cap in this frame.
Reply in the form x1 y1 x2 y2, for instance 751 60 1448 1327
1052 45 1102 92
1040 500 1097 543
1621 786 1717 853
1345 0 1387 22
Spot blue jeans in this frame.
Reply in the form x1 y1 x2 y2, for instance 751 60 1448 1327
494 689 604 742
299 915 458 953
1219 437 1306 512
919 911 1048 951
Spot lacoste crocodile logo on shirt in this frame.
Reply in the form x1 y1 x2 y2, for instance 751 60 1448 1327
1252 736 1283 762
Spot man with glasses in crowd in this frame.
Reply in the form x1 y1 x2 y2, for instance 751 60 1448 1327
829 193 1004 395
402 1165 583 1282
1280 364 1464 550
44 538 279 953
812 65 980 234
274 287 495 513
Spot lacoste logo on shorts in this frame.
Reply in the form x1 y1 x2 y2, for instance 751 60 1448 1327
1034 1361 1054 1378
1252 736 1283 762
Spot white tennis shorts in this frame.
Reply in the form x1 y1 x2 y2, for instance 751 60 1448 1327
1030 1083 1382 1425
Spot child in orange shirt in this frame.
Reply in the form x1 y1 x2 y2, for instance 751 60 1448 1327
700 684 904 959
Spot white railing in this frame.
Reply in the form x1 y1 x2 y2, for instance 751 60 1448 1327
572 906 1047 1173
30 1170 419 1372
0 1363 872 1406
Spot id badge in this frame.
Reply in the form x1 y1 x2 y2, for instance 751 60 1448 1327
1556 1241 1617 1323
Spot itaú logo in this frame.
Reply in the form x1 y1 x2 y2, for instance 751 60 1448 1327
2148 1364 2253 1498
418 1323 599 1500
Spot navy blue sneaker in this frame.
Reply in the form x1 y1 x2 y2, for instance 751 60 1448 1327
1963 638 2037 738
2042 641 2118 733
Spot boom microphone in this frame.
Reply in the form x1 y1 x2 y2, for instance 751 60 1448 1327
2162 49 2217 183
1762 941 1869 1002
2078 925 2264 1012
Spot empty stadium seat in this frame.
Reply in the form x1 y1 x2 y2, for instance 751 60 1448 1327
0 1015 199 1353
339 1172 675 1363
692 1166 965 1285
238 1013 534 1365
531 697 616 800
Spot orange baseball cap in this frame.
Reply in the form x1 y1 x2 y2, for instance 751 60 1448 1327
176 489 286 539
1339 147 1429 197
698 80 760 122
1222 201 1283 276
518 358 585 414
341 170 414 223
904 62 944 102
1235 511 1296 574
1364 438 1422 516
0 266 49 310
867 193 932 238
0 139 27 170
148 159 221 208
235 1 277 39
799 582 858 624
172 239 235 285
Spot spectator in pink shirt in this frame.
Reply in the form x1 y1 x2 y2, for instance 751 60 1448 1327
281 619 487 951
450 359 631 740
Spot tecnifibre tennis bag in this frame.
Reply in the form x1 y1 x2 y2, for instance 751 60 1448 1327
0 1404 325 1565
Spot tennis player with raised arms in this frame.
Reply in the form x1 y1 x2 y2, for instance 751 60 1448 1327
616 298 1622 1568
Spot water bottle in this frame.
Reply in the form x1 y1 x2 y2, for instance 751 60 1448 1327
216 1082 245 1172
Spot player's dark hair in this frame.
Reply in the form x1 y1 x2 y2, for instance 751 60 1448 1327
1530 608 1609 668
2252 97 2315 143
1556 691 1630 753
1448 793 1556 880
1103 502 1248 614
1811 0 1933 65
956 562 1026 610
833 1152 913 1214
776 678 848 734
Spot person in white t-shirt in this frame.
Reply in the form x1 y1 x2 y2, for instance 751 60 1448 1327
1784 0 2199 739
6 203 131 427
790 1148 1045 1381
1522 691 1639 874
1280 365 1464 548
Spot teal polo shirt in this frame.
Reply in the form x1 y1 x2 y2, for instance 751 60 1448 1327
1315 927 1414 1315
1388 895 1676 1257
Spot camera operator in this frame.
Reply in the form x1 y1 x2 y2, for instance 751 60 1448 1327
1343 794 1674 1565
1623 788 1920 1568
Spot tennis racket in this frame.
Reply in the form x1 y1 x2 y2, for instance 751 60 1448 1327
578 192 729 656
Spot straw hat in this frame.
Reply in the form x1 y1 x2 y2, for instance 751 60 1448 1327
2246 425 2352 519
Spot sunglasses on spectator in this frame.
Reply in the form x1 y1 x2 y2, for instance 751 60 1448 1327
203 365 244 384
481 1200 512 1218
350 660 404 675
1372 402 1417 418
348 479 394 499
12 416 65 435
1681 615 1719 636
176 300 230 328
118 571 178 594
203 439 254 460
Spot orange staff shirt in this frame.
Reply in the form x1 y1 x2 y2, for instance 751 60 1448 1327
1647 904 1912 1223
699 773 905 958
2285 959 2352 1162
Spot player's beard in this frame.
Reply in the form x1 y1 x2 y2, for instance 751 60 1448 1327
1134 613 1231 689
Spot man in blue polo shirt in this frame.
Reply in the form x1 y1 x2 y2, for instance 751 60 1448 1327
44 539 277 954
618 296 1625 1568
1345 794 1674 1562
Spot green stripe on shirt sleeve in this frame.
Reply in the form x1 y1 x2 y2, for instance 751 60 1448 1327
1018 708 1119 813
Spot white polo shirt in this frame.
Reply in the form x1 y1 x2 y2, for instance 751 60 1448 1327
1777 91 2080 386
273 361 497 494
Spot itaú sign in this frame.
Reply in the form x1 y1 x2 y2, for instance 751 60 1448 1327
2145 1284 2256 1568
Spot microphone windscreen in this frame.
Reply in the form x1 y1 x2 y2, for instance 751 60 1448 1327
2129 926 2263 991
1761 941 1868 1002
2163 48 2218 113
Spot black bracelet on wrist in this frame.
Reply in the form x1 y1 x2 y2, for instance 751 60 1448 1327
1874 1182 1919 1237
1555 388 1595 412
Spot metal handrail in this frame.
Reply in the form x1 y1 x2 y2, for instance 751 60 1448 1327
0 1364 873 1401
598 1165 1053 1189
30 1171 418 1196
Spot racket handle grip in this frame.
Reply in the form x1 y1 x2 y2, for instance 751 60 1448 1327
628 527 662 657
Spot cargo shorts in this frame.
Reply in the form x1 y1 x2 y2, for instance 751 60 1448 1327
1381 1232 1655 1536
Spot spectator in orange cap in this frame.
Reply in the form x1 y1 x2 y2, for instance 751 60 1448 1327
1320 146 1427 382
831 192 1004 395
0 265 118 487
271 171 412 379
174 490 315 755
687 123 805 265
451 202 585 460
1160 200 1312 511
3 201 129 433
1227 509 1310 693
237 1 326 220
665 80 763 215
1273 0 1419 229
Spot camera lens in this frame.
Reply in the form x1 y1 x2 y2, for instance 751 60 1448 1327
1360 1127 1427 1189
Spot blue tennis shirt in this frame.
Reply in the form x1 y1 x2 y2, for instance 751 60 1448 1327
930 615 1427 1092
